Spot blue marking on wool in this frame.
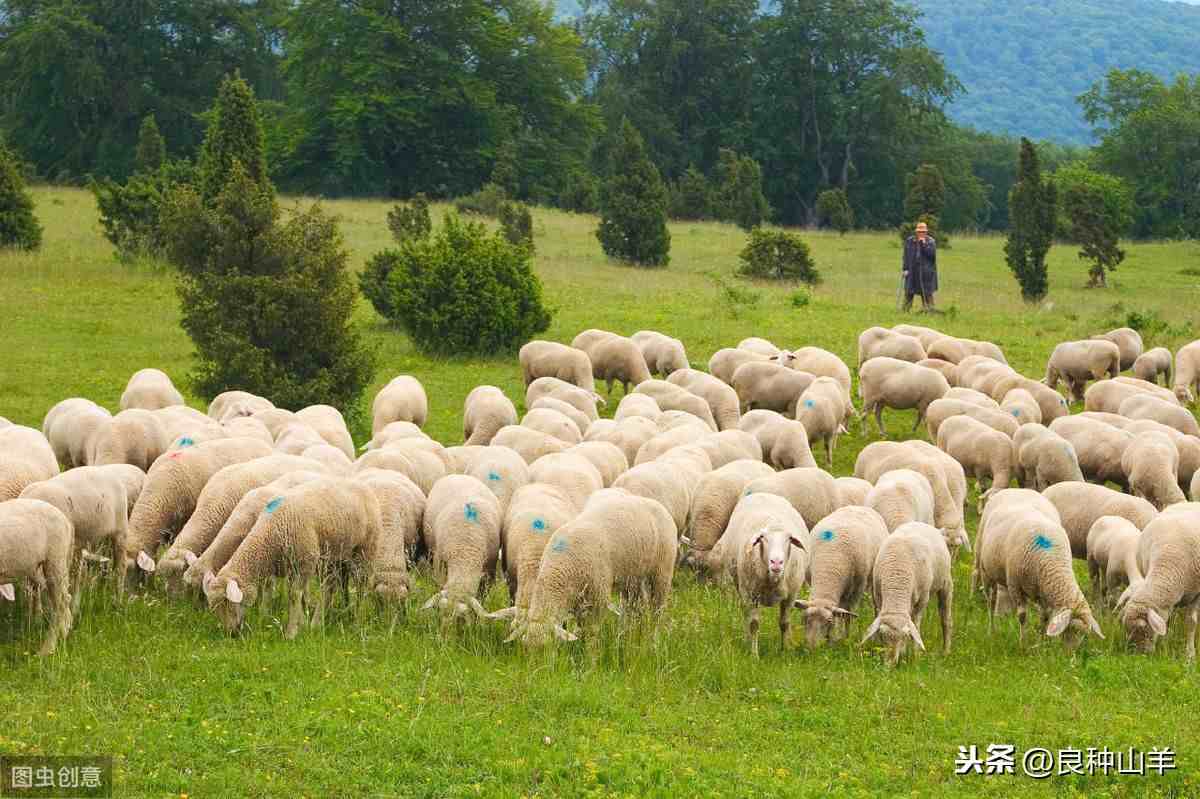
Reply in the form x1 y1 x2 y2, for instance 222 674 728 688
487 471 501 482
179 437 195 447
265 497 283 513
803 399 816 409
464 503 479 522
1011 409 1020 417
1033 534 1053 550
819 530 834 542
551 538 568 553
532 518 547 532
744 489 753 497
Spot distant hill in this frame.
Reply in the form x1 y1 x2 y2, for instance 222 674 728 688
555 0 1200 144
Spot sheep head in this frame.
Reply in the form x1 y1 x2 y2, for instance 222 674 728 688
861 613 925 666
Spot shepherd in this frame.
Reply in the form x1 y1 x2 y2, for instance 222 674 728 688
902 221 938 312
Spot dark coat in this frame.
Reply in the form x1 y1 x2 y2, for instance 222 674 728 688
902 235 938 294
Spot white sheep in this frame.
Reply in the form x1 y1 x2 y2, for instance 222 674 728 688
631 330 689 376
251 407 299 440
1117 503 1200 658
709 492 811 656
924 397 1019 440
857 327 926 365
1121 431 1187 510
42 398 111 468
300 444 353 474
1000 388 1042 426
731 362 816 417
462 386 518 446
739 337 781 356
421 475 502 619
943 387 999 409
1011 424 1084 490
864 469 935 533
1085 515 1143 608
222 416 273 445
490 425 570 466
744 467 839 529
786 347 853 408
1133 347 1173 387
989 373 1071 423
583 416 659 469
519 340 595 393
1042 481 1157 560
354 468 425 603
861 521 953 665
119 368 184 411
0 498 75 654
956 355 1013 395
634 420 720 465
614 392 662 422
294 405 355 460
708 347 769 385
916 358 959 388
834 477 873 508
567 442 629 488
736 410 816 471
1094 327 1144 372
528 452 603 512
795 377 850 467
571 331 652 396
463 445 530 513
633 380 718 430
206 391 274 422
613 446 712 534
0 425 61 501
1047 416 1133 487
521 407 583 445
926 336 1008 365
691 430 764 470
525 377 604 420
273 421 328 456
1084 377 1178 413
529 397 592 438
936 414 1014 509
857 357 950 437
354 446 447 494
1119 392 1200 437
667 369 741 431
796 505 888 648
683 459 776 575
1044 339 1121 400
372 375 429 434
892 324 947 352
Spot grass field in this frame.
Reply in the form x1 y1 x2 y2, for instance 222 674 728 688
2 187 1200 797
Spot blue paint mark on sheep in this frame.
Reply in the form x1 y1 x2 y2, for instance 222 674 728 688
1034 534 1053 550
265 497 284 513
487 471 501 482
819 530 835 542
179 437 195 447
464 503 479 523
532 518 547 532
551 538 568 553
803 399 816 409
1011 409 1020 417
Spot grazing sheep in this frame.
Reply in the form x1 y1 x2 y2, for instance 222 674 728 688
737 410 815 471
796 505 888 648
206 391 274 422
613 447 713 534
299 444 353 475
975 489 1103 646
744 467 840 529
1048 416 1134 487
834 477 873 508
731 362 816 417
854 442 969 557
1117 504 1200 658
520 407 583 445
1119 393 1200 437
0 499 74 655
455 446 528 514
926 336 1008 365
1194 471 1200 501
372 375 429 434
572 331 652 396
43 399 111 468
857 358 950 437
1086 516 1143 607
1011 424 1084 490
567 441 629 488
246 408 295 441
683 459 777 575
462 386 518 446
857 327 926 365
635 421 722 465
1173 341 1200 403
690 430 764 470
203 477 386 637
916 358 959 387
120 368 184 411
529 397 592 438
222 416 273 445
1042 481 1158 560
708 348 769 385
1044 339 1121 401
421 475 502 619
0 417 9 429
631 330 689 376
528 453 603 512
1094 327 1144 372
584 416 659 469
490 425 570 466
709 493 811 656
935 415 1014 508
614 393 662 422
354 446 446 494
656 410 708 432
862 522 953 665
1000 388 1042 426
786 346 853 403
989 374 1071 423
294 405 355 460
274 421 328 457
89 409 169 472
739 337 781 356
957 355 1014 394
1085 377 1179 414
519 341 595 393
355 469 424 600
667 369 741 431
796 377 850 467
924 398 1019 440
892 324 947 352
0 425 61 501
943 387 999 409
1122 431 1187 510
1123 419 1200 492
633 380 718 430
1134 347 1173 387
525 377 604 421
864 469 935 533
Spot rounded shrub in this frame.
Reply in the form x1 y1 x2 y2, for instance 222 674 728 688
386 194 432 243
737 227 819 283
499 201 534 251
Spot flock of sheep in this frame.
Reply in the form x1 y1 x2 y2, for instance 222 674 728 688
2 325 1200 664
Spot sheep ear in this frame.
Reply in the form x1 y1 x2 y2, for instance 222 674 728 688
0 584 14 602
485 607 518 622
832 607 858 618
679 535 693 547
957 529 972 553
750 533 766 549
788 535 806 551
468 597 488 618
136 550 156 573
1083 612 1105 640
1045 608 1072 637
225 579 244 604
907 621 926 651
1114 584 1135 611
202 570 216 592
183 550 198 567
793 599 810 610
1147 608 1169 637
860 616 882 644
554 624 578 642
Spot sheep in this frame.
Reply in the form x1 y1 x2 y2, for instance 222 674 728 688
633 380 718 430
0 499 74 655
521 407 583 445
584 416 659 469
864 469 935 533
379 435 454 473
854 442 969 557
730 362 816 417
42 398 111 468
957 355 1013 394
787 347 853 405
294 405 355 460
124 437 274 578
519 340 595 393
0 425 61 501
861 522 953 665
1173 341 1200 403
528 453 604 512
1000 388 1042 426
119 368 184 411
462 445 530 513
1086 516 1143 608
683 459 777 575
924 398 1019 441
567 441 628 488
353 446 446 494
1133 347 1173 387
736 337 777 356
88 409 168 472
1134 420 1200 490
691 430 764 470
1085 377 1179 414
1119 393 1200 437
613 446 712 534
709 492 811 656
1044 339 1121 401
988 374 1070 423
614 393 661 422
222 416 273 445
203 477 386 637
634 421 722 465
795 377 850 467
892 324 947 352
529 397 591 438
0 417 10 429
1042 481 1158 560
105 463 147 515
1047 416 1134 487
1117 504 1200 658
1094 327 1144 372
460 386 517 446
1122 431 1187 510
206 391 274 422
372 375 429 434
300 444 353 474
1011 424 1084 490
936 415 1014 509
490 425 570 466
421 475 503 617
943 387 999 409
796 505 888 648
834 477 873 508
353 468 425 603
857 327 926 365
926 336 1008 365
525 377 604 420
631 330 689 376
505 487 678 645
708 348 769 385
655 410 709 433
736 410 815 471
975 488 1103 646
857 357 950 438
273 421 327 456
744 467 840 529
666 369 741 431
1195 471 1200 501
571 331 652 396
915 358 959 388
19 465 136 606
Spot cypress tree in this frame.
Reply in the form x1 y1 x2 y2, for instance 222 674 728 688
0 138 42 251
197 73 270 203
134 115 166 174
1006 138 1058 302
597 119 671 266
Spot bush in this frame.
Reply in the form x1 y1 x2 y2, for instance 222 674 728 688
559 170 598 213
597 119 671 266
499 201 534 251
134 115 166 175
386 194 432 244
373 213 551 355
713 149 771 230
815 188 854 234
737 227 819 283
91 159 196 259
0 138 42 251
670 165 713 220
1053 162 1132 288
790 287 812 308
454 182 508 218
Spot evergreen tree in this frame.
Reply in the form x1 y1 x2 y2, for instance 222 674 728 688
197 73 270 203
815 188 854 234
0 139 43 252
134 115 167 175
1054 163 1133 288
670 165 713 220
1005 138 1058 302
904 163 946 221
596 119 671 266
491 140 520 197
713 149 771 230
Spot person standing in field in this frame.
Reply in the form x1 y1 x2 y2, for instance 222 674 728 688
902 221 938 312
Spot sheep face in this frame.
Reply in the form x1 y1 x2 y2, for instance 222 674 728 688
1045 606 1104 650
862 613 925 666
770 351 798 368
204 576 257 634
802 605 835 648
747 527 806 587
1121 602 1169 653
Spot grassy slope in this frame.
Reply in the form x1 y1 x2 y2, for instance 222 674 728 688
2 188 1200 797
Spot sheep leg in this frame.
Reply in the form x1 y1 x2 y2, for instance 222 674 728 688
746 605 761 658
70 546 85 616
911 408 925 434
938 585 953 655
874 404 887 439
285 574 306 640
1186 600 1200 663
1087 560 1102 605
39 567 72 657
778 599 791 652
825 437 834 469
985 585 995 633
1016 602 1028 647
310 573 329 629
